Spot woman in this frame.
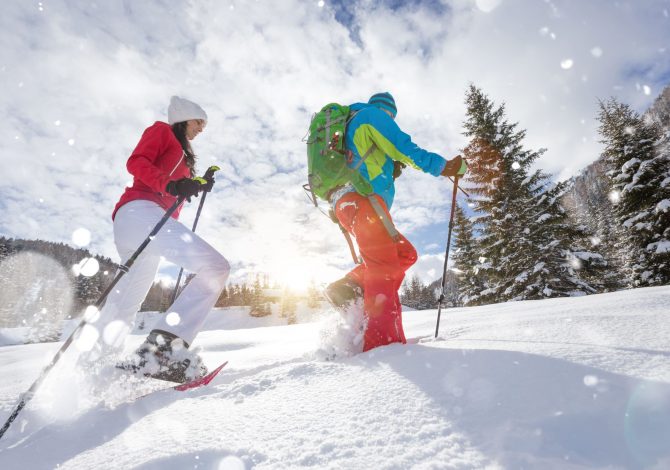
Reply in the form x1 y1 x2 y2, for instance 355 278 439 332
93 96 230 383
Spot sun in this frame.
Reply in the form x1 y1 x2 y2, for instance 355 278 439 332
249 209 347 293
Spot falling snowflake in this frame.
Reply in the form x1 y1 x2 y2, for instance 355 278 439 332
166 312 181 326
475 0 501 13
73 257 100 277
590 47 603 58
583 375 599 387
74 324 100 352
560 59 574 70
72 227 91 247
68 139 75 146
569 257 582 270
83 305 100 323
511 161 521 170
608 190 620 204
217 455 246 470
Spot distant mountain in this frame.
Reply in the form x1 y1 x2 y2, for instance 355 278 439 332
646 84 670 127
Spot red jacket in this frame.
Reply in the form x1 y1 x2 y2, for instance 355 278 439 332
113 121 190 220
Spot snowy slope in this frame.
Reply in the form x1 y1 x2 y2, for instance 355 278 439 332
1 287 669 469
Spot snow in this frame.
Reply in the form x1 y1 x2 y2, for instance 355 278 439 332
622 211 649 228
571 251 605 262
1 287 670 469
621 157 641 173
655 199 670 213
648 240 670 254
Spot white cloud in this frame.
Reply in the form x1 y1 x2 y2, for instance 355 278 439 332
1 0 669 286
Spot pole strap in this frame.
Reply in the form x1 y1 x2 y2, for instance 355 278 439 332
353 143 377 170
368 195 400 241
339 224 361 264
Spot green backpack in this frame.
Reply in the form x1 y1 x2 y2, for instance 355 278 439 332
304 103 373 205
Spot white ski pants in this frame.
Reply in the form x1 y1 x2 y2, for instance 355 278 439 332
96 199 229 349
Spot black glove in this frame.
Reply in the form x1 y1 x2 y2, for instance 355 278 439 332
441 155 468 177
165 178 202 202
201 174 215 193
393 161 406 180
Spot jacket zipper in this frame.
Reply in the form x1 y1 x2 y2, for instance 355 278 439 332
161 150 185 195
169 150 186 177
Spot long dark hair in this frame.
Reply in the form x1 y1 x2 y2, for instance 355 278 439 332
171 122 196 177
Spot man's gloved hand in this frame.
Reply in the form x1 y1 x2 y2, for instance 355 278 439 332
441 155 468 177
165 177 202 202
393 161 406 180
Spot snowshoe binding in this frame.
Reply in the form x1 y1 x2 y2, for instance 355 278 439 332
117 329 208 384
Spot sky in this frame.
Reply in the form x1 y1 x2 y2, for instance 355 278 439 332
1 0 670 289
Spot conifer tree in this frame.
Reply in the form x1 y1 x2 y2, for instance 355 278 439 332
306 281 321 309
463 85 602 302
451 204 486 305
597 98 670 285
561 161 626 291
400 275 424 309
418 283 437 309
249 274 265 316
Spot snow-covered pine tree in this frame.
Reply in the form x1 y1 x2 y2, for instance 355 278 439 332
400 275 424 309
249 275 266 316
519 179 608 298
417 282 437 309
561 160 626 291
280 289 297 324
215 285 229 307
463 85 602 302
306 281 321 309
597 98 670 286
451 203 486 305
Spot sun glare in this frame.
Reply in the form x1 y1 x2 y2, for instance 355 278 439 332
250 211 347 293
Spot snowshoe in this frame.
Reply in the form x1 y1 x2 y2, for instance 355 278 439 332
117 329 208 384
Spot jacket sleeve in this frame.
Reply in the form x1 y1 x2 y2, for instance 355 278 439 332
353 109 447 176
126 124 175 193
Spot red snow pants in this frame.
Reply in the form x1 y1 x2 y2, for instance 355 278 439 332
335 192 418 352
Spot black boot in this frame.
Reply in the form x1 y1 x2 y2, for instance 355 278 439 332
324 277 363 314
125 329 207 383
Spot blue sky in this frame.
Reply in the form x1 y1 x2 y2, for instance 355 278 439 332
1 0 669 289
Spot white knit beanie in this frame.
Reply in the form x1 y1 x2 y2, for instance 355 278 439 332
167 96 208 125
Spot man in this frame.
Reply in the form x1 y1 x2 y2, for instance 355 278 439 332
325 92 467 352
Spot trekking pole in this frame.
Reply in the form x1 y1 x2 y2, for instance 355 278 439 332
169 165 220 305
0 172 212 441
445 175 470 198
434 176 460 338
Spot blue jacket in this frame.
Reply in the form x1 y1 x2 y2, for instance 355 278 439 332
345 103 447 209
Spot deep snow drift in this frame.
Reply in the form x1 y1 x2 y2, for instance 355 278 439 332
1 286 669 469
